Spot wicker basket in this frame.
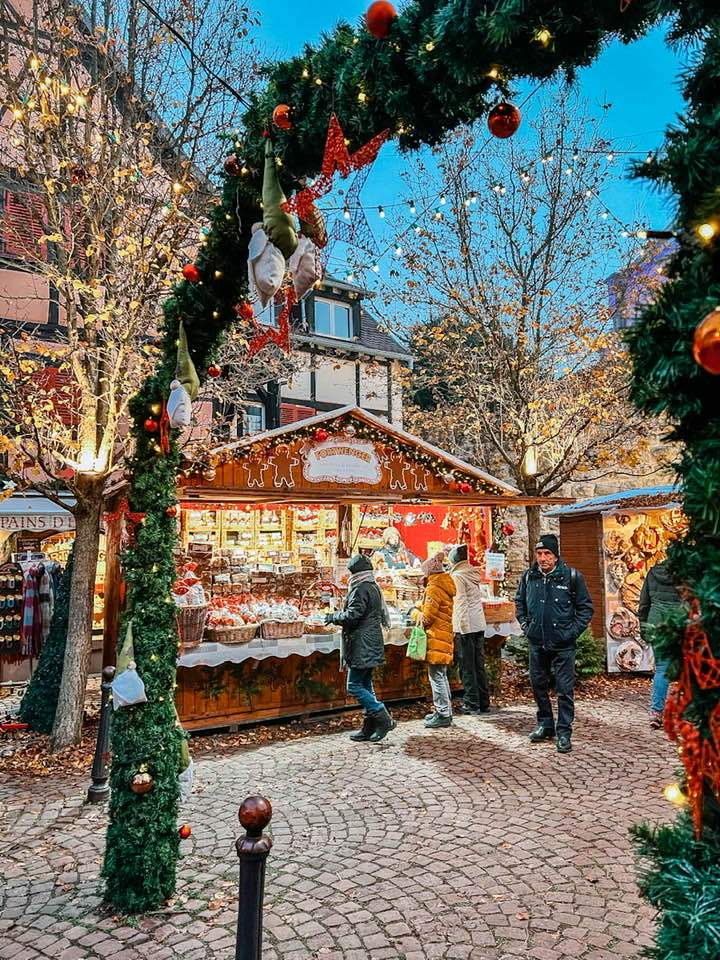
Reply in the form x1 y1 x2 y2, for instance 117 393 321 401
176 604 209 650
260 619 306 639
205 623 258 644
483 600 515 624
304 622 337 635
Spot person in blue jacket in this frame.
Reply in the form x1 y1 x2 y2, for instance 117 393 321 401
515 534 594 754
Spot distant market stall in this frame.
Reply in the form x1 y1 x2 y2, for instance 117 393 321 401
0 491 107 683
106 407 559 730
545 485 685 673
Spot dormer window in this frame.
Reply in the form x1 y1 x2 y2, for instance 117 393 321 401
314 298 351 339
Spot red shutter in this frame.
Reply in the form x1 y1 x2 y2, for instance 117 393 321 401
280 403 316 426
1 189 48 261
33 366 79 426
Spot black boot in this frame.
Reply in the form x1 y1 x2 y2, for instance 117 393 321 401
349 714 375 741
368 706 396 743
528 725 555 743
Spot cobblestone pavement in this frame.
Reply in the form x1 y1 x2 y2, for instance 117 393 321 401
1 686 676 960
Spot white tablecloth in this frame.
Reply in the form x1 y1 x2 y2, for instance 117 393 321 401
177 620 521 668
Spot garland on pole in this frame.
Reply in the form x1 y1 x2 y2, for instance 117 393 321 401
104 0 720 946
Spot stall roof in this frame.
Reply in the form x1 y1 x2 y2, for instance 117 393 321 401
187 406 570 507
544 484 682 518
0 492 75 516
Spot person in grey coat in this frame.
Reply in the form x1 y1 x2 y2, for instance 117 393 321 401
638 559 685 729
325 554 396 742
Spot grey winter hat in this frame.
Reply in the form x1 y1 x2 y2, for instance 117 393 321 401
347 554 373 573
448 544 468 564
535 533 559 557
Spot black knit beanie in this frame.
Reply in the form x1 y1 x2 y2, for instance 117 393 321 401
535 533 559 557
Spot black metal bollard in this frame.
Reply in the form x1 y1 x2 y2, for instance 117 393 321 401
235 795 273 960
87 665 115 803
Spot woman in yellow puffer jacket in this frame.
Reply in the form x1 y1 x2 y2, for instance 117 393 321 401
416 553 456 728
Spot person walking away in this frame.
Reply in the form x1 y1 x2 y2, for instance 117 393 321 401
638 558 685 729
415 553 456 728
325 554 396 743
515 534 594 754
448 544 491 715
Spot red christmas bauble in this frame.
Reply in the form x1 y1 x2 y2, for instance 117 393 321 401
185 562 197 571
693 307 720 374
487 102 521 139
314 428 329 442
182 264 200 283
224 155 243 176
144 418 159 432
501 523 515 536
366 0 397 39
179 824 192 839
207 364 222 378
237 301 254 320
272 104 292 130
459 481 472 494
166 505 178 517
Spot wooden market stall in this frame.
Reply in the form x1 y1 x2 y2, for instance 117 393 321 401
129 406 560 730
545 485 685 674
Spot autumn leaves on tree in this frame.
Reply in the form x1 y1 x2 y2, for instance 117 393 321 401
399 88 668 555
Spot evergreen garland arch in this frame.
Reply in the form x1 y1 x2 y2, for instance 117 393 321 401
105 0 720 949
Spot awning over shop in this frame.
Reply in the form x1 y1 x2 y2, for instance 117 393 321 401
180 406 569 508
0 493 76 533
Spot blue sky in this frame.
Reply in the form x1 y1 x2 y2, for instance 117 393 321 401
252 5 689 284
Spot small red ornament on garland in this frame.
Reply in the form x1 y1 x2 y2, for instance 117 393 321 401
166 504 178 517
272 104 292 130
692 307 720 374
459 481 472 494
487 103 521 139
182 264 200 283
314 428 329 442
366 0 398 39
207 364 222 378
224 155 243 176
500 523 515 536
144 418 159 432
178 824 192 839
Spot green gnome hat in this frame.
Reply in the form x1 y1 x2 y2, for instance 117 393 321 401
262 138 298 260
176 319 200 401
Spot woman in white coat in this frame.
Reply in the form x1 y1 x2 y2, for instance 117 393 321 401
448 545 491 714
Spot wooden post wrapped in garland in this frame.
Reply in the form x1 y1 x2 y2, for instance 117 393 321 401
106 0 720 948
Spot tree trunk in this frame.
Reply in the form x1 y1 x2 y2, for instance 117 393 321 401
50 478 104 752
525 504 541 564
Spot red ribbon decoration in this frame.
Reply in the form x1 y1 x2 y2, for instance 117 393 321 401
247 285 297 359
159 401 171 454
284 115 390 223
664 618 720 837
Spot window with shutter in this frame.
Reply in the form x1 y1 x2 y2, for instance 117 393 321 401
280 404 316 426
1 189 48 262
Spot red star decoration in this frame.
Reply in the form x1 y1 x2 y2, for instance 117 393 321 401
284 115 390 223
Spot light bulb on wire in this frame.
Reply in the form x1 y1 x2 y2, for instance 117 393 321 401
378 206 385 218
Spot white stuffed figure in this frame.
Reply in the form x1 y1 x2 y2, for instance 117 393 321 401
167 378 192 429
248 222 285 307
288 235 322 299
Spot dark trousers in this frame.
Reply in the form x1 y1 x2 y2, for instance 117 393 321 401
456 632 489 710
529 644 576 735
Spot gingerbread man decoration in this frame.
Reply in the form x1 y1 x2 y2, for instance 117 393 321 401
243 457 271 489
383 451 411 491
410 462 431 490
272 444 300 488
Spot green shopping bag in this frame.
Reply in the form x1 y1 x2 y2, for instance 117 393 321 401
407 624 427 661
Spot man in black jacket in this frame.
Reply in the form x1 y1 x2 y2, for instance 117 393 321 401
326 554 396 743
515 534 594 754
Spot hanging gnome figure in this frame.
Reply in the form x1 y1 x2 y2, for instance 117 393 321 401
248 138 323 307
167 320 200 429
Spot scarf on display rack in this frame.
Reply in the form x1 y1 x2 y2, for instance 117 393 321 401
21 566 43 657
